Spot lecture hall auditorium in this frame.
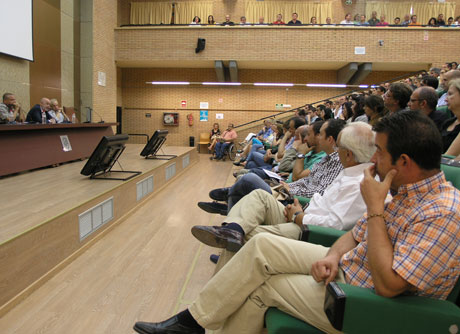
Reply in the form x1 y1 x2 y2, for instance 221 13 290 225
0 0 460 333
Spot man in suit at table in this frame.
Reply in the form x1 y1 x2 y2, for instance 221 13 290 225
26 97 55 124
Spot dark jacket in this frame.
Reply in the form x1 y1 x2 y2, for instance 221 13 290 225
26 104 52 123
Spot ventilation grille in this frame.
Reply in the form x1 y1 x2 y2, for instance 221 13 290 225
79 197 114 241
182 154 190 168
137 175 154 201
165 163 176 181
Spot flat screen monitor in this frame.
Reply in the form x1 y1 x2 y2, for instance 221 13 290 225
81 134 130 178
140 130 176 160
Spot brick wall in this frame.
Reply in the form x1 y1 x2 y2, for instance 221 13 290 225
121 68 405 146
115 26 460 67
92 0 118 122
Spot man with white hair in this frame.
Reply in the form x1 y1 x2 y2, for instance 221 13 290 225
191 122 376 255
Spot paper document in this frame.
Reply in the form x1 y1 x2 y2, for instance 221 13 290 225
263 169 282 180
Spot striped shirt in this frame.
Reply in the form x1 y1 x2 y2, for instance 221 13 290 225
288 151 343 198
340 171 460 300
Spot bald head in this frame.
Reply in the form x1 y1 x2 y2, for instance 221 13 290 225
40 98 51 111
409 87 438 114
441 70 460 90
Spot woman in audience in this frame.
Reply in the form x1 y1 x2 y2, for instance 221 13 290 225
208 123 221 151
191 16 201 24
441 78 460 152
427 17 437 27
207 15 215 25
351 96 368 122
364 94 386 127
310 16 317 25
340 101 353 122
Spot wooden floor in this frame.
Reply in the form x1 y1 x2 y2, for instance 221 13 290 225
0 144 194 244
0 153 234 333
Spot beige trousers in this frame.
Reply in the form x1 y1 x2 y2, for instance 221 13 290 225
189 233 344 334
215 189 302 272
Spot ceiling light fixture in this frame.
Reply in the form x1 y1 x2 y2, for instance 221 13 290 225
202 82 242 86
254 83 294 87
306 83 347 88
146 81 190 85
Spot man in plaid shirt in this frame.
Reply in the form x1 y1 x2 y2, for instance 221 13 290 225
134 111 460 334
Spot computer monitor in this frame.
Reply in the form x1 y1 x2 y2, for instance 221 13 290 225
140 130 176 160
81 134 141 180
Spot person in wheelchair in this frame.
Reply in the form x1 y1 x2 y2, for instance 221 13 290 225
211 123 237 161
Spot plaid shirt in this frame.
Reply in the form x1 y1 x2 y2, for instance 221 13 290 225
288 151 343 198
340 172 460 300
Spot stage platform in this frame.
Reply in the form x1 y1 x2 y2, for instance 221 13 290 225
0 144 198 313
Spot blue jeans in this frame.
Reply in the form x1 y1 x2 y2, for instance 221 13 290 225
215 142 230 159
246 151 272 170
228 173 272 210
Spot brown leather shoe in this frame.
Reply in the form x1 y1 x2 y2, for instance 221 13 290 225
191 225 244 252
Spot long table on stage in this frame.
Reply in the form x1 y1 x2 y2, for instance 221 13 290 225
0 123 116 176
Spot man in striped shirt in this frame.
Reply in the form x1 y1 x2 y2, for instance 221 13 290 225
134 111 459 334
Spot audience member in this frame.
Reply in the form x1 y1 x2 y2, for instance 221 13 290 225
134 110 460 334
364 94 386 126
49 99 69 123
427 17 437 26
310 16 317 25
437 14 446 26
437 70 460 107
383 83 412 113
375 86 386 96
408 87 448 132
208 123 221 151
358 14 369 26
207 15 215 25
258 16 265 24
26 97 55 124
408 14 419 26
222 15 234 26
239 16 247 25
0 93 25 124
402 14 411 25
351 96 367 122
211 123 237 160
272 14 285 25
368 11 380 26
191 16 201 24
334 96 346 118
325 17 333 25
421 75 439 89
393 17 401 25
340 13 353 25
447 17 454 26
441 78 460 151
376 14 389 26
341 101 353 122
288 12 301 25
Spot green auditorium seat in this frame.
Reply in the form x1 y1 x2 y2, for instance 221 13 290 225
294 195 310 207
266 224 460 334
441 156 460 190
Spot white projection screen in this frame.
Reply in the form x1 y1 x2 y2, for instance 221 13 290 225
0 0 34 61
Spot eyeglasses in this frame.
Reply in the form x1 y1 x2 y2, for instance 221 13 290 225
410 99 423 103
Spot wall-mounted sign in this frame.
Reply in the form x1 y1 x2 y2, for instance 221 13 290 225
200 102 209 109
181 100 187 108
200 110 208 121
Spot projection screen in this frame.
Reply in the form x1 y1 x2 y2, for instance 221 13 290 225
0 0 34 61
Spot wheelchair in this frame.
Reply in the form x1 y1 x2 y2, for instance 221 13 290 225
210 142 237 161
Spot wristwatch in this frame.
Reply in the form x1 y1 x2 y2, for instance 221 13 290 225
296 153 305 159
292 211 303 223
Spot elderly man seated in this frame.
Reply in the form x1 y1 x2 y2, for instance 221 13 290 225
26 97 55 124
134 110 460 334
192 122 375 258
0 93 25 123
